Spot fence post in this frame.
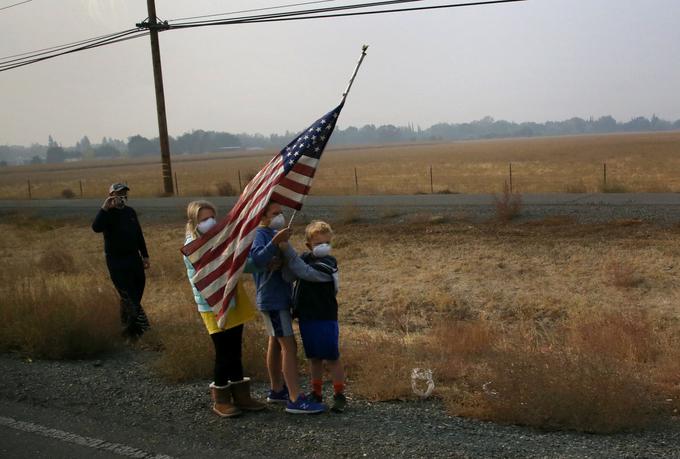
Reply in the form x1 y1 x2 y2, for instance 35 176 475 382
238 169 242 192
354 167 359 194
174 172 179 196
27 179 32 200
79 180 83 198
509 162 513 193
429 165 433 194
603 163 607 186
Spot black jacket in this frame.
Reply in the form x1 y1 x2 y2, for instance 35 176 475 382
92 206 149 258
292 253 338 321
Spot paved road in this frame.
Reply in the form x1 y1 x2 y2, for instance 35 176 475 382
2 193 680 223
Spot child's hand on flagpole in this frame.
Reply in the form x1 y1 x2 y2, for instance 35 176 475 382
272 227 291 245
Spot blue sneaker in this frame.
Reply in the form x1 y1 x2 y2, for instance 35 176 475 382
266 386 289 404
285 393 327 414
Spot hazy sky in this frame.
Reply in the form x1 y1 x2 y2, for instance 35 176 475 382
1 0 679 146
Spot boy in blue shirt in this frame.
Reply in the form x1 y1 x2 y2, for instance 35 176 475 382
280 220 347 413
249 201 327 414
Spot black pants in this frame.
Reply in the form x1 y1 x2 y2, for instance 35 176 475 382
211 325 244 386
106 254 150 338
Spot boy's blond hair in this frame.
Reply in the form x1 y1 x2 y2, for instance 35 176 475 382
305 220 333 241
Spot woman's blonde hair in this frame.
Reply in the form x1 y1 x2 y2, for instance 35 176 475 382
186 200 217 239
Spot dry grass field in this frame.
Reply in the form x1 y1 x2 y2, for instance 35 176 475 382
1 212 679 433
2 131 680 199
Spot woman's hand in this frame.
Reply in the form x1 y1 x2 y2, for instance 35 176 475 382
142 258 150 269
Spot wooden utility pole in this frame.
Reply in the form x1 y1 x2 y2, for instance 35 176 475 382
144 0 174 195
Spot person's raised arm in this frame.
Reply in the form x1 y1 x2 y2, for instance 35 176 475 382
280 244 333 283
250 228 290 269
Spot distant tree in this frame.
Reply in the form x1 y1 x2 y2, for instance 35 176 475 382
128 135 158 157
47 135 57 148
0 160 7 167
94 144 120 158
46 145 66 163
30 155 43 165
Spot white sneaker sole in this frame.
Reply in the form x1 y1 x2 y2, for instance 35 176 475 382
285 408 325 414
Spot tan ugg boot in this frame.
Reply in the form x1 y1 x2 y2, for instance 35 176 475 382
209 382 242 418
230 377 266 411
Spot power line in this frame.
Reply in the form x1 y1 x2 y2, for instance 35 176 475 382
0 0 526 73
0 0 32 12
0 29 137 62
167 0 339 22
0 30 148 72
168 0 423 28
165 0 526 30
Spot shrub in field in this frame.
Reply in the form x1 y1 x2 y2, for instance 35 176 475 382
341 328 417 401
492 182 522 221
481 346 655 433
418 313 667 433
604 261 643 288
152 313 269 383
600 182 629 193
337 202 361 224
61 188 76 199
0 276 121 359
214 181 238 196
152 322 214 382
564 181 588 193
36 247 76 274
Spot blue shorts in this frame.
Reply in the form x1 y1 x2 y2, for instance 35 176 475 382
261 310 294 337
298 320 340 360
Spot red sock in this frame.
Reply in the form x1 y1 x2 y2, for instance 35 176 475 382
312 379 323 396
333 381 345 395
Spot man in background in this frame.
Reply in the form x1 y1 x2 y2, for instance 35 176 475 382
92 183 150 340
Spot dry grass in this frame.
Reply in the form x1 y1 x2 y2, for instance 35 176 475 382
0 269 121 359
3 131 680 198
1 214 679 432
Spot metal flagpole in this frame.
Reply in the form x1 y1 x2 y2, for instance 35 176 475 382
287 44 369 228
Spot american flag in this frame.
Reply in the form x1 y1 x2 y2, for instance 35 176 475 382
181 102 344 328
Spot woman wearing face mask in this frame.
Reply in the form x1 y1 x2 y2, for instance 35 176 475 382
184 200 265 418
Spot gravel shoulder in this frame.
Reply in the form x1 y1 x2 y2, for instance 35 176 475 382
1 350 679 458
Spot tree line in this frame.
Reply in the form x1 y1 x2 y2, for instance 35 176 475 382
2 115 679 166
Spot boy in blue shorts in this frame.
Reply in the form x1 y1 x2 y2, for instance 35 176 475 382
250 201 327 414
280 220 347 413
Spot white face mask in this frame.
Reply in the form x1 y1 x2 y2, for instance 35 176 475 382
197 217 217 234
268 214 286 230
312 243 332 258
114 196 127 208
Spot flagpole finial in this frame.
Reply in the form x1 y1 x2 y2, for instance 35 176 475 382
341 45 369 103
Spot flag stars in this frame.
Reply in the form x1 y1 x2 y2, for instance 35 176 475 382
320 135 326 141
320 119 326 124
333 113 338 118
315 147 320 153
315 127 321 132
325 124 332 130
